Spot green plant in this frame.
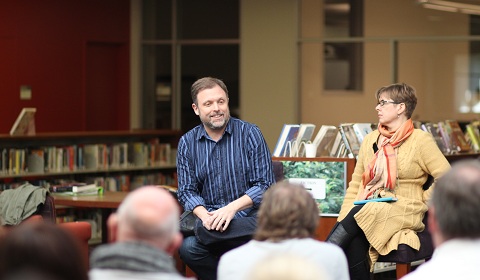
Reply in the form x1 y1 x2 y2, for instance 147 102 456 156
281 161 346 215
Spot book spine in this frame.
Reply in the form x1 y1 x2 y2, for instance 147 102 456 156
437 122 453 152
445 120 471 152
338 126 354 158
466 124 480 152
273 125 289 157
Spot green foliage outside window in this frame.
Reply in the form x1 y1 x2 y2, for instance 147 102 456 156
281 161 346 215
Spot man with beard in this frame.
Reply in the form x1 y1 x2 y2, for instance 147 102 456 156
176 77 275 280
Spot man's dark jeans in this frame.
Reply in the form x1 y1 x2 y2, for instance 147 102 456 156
178 211 257 280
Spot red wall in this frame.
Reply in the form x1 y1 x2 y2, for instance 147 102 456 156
0 0 130 134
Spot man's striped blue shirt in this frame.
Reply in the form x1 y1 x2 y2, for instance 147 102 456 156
176 118 275 218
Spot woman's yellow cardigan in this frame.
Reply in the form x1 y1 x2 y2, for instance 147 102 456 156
338 129 451 269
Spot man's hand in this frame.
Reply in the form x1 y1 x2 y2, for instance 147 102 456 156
194 194 253 231
207 205 236 232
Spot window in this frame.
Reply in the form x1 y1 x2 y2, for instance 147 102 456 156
141 0 239 131
324 0 363 91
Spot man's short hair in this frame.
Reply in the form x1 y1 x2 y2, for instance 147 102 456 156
191 77 228 105
254 181 319 241
431 159 480 239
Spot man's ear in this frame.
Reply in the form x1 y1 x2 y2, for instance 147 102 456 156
165 232 183 256
107 213 119 243
192 103 199 116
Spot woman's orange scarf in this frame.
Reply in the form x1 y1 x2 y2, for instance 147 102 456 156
357 119 414 200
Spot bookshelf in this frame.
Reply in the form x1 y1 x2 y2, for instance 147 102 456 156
0 130 181 191
0 129 182 244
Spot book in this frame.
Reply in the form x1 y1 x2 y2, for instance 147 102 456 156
84 144 99 170
311 125 338 157
352 123 373 144
292 123 316 157
445 120 471 152
329 131 344 157
272 124 301 157
72 183 98 193
465 123 480 152
338 126 353 158
437 121 454 153
421 122 450 154
339 123 361 158
27 149 45 174
51 182 103 196
9 108 36 136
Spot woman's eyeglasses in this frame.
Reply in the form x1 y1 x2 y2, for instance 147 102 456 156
377 100 399 107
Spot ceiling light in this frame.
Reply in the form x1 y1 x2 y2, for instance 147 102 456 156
418 0 480 15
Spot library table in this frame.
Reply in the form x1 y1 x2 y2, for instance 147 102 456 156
52 191 128 243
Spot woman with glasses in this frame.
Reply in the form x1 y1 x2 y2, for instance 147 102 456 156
326 83 450 280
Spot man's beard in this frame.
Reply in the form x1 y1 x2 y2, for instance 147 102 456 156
202 114 230 130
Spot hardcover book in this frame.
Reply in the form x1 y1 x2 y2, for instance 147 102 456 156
437 121 454 153
445 120 471 152
421 122 450 154
339 123 361 158
352 123 373 144
27 149 45 174
330 133 344 157
10 108 36 136
272 124 300 157
292 123 316 157
465 123 480 152
311 125 338 157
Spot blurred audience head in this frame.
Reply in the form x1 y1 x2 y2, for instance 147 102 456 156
0 222 88 280
254 181 319 242
430 159 480 245
108 186 182 255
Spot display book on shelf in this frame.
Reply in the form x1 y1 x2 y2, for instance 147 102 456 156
9 107 37 136
0 130 181 192
273 120 480 161
273 123 316 157
272 122 373 158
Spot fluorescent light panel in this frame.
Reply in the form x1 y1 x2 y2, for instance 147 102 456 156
419 0 480 15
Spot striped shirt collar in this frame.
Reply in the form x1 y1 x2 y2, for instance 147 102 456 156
195 117 234 140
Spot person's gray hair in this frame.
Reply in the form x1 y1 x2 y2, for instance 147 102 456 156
431 159 480 239
116 189 179 244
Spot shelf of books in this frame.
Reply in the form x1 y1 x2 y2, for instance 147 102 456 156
0 130 182 192
273 121 480 163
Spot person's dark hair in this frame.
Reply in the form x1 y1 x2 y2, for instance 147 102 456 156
431 159 480 240
0 222 88 280
254 181 319 242
375 83 417 119
191 77 229 105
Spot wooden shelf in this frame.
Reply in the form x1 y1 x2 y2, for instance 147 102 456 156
0 129 182 190
0 129 182 147
0 164 177 179
444 152 480 163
